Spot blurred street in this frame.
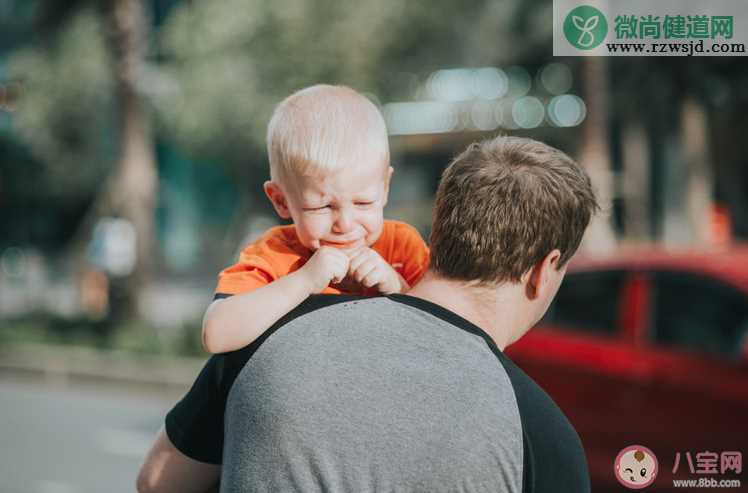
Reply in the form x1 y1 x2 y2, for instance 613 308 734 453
0 376 180 493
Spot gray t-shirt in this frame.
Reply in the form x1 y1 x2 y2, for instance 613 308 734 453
166 294 590 493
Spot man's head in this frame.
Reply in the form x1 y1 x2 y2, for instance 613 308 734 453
263 85 392 251
429 136 598 338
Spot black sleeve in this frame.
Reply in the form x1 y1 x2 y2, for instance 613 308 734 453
165 355 231 464
493 350 591 493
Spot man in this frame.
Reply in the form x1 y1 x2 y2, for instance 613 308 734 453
138 136 599 493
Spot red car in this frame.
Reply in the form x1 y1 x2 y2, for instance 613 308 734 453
506 247 748 492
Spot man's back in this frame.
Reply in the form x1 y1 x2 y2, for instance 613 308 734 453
167 295 590 493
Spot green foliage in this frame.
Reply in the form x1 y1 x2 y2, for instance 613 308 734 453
0 313 207 357
154 0 403 161
6 0 559 188
7 8 115 199
150 0 556 166
109 319 206 357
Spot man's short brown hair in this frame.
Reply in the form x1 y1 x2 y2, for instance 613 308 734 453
429 136 598 284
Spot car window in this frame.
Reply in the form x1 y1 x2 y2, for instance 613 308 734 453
542 270 625 336
651 270 748 360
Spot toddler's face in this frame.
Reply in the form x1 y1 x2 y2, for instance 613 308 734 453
266 163 392 252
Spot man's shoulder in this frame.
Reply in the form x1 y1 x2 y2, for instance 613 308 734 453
287 294 365 319
494 352 573 426
213 295 365 394
229 294 489 374
220 295 529 492
494 352 591 492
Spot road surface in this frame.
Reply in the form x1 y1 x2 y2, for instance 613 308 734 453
0 375 185 493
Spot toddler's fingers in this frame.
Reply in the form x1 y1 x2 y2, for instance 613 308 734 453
345 248 369 271
332 258 349 284
330 268 346 285
345 246 367 258
362 268 383 288
353 258 378 283
348 250 372 274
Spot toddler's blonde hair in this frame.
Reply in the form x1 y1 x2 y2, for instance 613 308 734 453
266 84 389 184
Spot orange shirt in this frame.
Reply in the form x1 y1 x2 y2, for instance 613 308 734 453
215 220 430 296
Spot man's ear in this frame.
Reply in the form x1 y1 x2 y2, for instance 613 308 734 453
263 181 292 219
523 249 563 300
382 166 394 207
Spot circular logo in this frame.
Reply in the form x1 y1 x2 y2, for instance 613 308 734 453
563 5 608 50
614 445 659 489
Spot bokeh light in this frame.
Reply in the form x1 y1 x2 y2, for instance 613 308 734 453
493 103 505 128
539 63 573 95
427 69 474 102
470 101 499 131
471 67 508 100
547 94 586 127
383 101 459 135
506 66 531 97
512 96 544 129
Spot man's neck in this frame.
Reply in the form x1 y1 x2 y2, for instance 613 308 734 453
406 271 528 351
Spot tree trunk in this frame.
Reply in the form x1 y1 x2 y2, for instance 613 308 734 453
105 0 157 318
578 57 617 253
658 95 709 247
659 112 689 246
711 102 748 242
681 98 712 246
620 119 651 243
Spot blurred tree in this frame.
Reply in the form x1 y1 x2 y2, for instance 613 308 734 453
610 56 748 243
103 0 158 317
578 57 616 251
153 0 554 158
7 7 114 201
2 5 117 257
8 0 157 319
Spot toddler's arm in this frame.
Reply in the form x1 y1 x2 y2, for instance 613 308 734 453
202 247 349 353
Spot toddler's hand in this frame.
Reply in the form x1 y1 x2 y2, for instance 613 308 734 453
347 247 403 294
301 246 351 293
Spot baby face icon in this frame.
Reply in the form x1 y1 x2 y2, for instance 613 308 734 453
614 445 658 489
